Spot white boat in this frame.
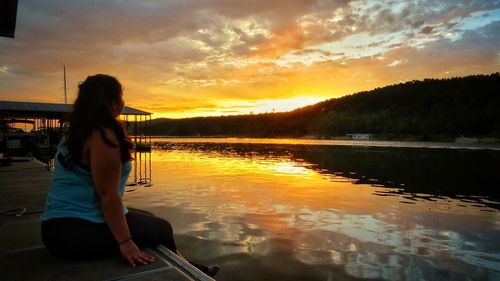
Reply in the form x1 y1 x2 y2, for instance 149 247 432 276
455 135 479 143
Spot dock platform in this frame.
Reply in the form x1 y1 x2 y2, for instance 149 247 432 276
0 158 214 281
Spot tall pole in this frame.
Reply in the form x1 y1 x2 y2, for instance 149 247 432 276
63 65 67 104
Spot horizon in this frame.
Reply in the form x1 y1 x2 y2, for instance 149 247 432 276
1 1 500 118
147 71 500 120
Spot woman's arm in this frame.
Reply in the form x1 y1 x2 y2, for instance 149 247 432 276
89 128 154 266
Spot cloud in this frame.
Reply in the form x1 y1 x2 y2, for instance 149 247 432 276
421 26 434 34
1 0 499 117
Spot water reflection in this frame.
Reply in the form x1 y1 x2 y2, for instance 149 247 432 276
156 142 500 209
124 141 500 281
127 150 152 186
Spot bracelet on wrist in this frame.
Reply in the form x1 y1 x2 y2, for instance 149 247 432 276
118 237 131 245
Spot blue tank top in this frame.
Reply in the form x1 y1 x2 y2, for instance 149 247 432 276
41 138 131 223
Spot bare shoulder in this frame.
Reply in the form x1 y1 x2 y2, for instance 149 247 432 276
89 127 119 149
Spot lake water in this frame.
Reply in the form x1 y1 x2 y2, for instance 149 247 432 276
124 138 500 281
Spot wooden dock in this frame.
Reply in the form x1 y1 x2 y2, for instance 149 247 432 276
0 158 214 281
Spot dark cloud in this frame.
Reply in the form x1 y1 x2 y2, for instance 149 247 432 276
4 0 497 67
421 26 434 34
427 19 500 61
348 19 500 82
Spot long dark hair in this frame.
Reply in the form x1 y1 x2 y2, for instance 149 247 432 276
64 74 133 166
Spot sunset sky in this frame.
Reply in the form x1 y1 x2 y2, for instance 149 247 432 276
1 0 499 118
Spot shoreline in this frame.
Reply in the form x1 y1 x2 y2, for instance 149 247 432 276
145 134 500 143
148 136 500 151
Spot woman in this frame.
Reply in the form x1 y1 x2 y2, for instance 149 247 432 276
40 74 218 276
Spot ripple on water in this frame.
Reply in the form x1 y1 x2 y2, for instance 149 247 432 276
127 145 500 280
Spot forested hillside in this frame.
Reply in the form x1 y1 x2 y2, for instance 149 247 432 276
143 73 500 140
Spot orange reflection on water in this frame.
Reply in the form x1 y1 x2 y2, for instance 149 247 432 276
124 147 500 280
144 149 399 215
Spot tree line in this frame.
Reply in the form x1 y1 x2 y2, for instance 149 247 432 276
142 73 500 140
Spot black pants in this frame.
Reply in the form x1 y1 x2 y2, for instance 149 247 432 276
41 208 177 259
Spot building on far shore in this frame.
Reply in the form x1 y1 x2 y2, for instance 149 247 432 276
346 133 373 140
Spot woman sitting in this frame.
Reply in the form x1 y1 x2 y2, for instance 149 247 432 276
40 74 218 277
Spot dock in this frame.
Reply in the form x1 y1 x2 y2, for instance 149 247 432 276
0 157 214 281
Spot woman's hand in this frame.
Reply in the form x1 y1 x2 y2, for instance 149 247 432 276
119 240 156 266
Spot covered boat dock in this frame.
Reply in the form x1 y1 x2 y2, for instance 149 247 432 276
1 100 153 184
0 100 152 157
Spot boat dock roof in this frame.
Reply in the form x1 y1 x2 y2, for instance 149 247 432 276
0 158 213 281
0 100 151 118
